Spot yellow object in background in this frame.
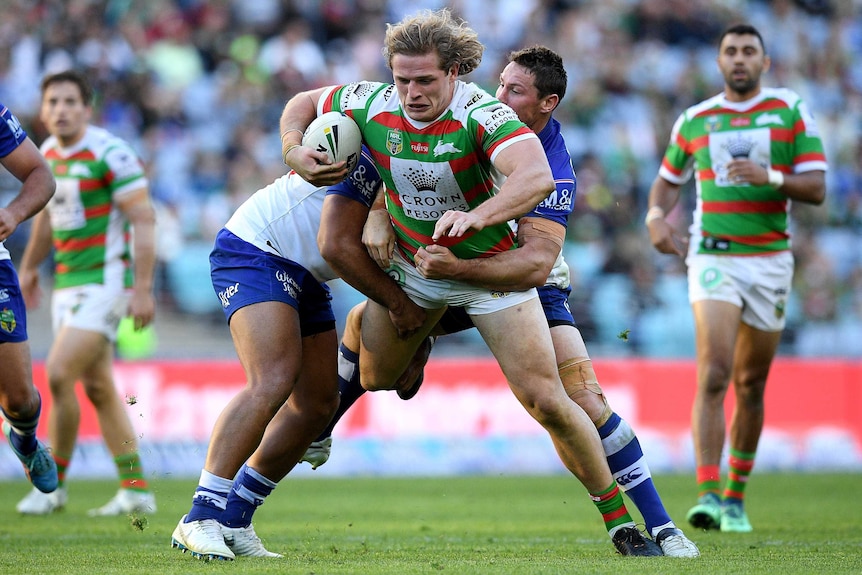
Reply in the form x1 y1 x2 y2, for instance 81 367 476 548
116 316 157 360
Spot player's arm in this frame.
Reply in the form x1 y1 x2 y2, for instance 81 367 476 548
116 187 157 329
417 216 564 292
318 193 425 339
362 188 395 269
433 138 554 240
0 137 55 242
17 209 52 308
645 175 686 257
725 160 826 205
279 87 348 186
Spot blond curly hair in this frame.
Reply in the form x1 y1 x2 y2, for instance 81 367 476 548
382 8 484 76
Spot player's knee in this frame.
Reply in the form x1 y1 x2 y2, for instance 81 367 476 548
343 302 366 351
358 365 389 391
0 387 40 419
558 357 609 423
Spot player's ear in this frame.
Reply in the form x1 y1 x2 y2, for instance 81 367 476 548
541 94 559 114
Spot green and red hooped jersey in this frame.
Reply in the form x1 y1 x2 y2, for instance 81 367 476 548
658 87 827 256
40 125 148 289
319 81 538 263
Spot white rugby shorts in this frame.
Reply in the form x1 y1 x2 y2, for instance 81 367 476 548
388 250 538 315
686 251 794 332
52 284 130 341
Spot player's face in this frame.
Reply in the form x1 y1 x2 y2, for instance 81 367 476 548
496 62 545 132
40 81 91 145
717 33 770 101
391 51 457 122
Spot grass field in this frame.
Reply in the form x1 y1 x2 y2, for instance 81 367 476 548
1 473 860 574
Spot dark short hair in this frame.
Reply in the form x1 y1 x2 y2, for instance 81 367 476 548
507 45 567 103
718 24 767 54
40 70 94 106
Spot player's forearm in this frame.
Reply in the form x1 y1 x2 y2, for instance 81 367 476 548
280 89 326 148
18 210 53 273
446 250 549 292
779 170 826 205
5 167 55 226
130 210 157 294
325 243 413 315
472 169 554 228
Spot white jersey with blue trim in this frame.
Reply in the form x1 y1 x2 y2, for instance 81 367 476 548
225 148 380 283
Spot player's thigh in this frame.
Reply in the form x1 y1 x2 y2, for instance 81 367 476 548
230 300 304 393
691 299 743 370
471 298 561 399
46 326 109 386
290 328 340 411
359 299 443 389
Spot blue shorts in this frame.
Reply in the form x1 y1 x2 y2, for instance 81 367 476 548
537 284 575 328
438 284 575 334
0 259 28 342
210 229 335 337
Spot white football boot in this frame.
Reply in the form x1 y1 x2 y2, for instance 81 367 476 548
171 514 235 561
223 523 283 557
88 488 157 516
655 527 700 557
16 486 67 515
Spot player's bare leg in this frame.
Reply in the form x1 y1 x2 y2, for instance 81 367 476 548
687 300 740 530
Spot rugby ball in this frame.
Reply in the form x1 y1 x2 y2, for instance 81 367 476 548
302 111 362 174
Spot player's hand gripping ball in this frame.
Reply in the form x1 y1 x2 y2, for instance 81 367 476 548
302 112 362 174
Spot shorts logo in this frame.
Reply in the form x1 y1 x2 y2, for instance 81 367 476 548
490 290 509 299
775 299 785 320
218 282 240 308
276 271 299 300
700 268 723 290
387 266 406 286
0 288 9 303
0 307 16 333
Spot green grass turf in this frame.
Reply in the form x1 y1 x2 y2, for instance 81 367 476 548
1 473 860 574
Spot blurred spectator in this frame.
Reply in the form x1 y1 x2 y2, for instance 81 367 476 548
0 0 858 358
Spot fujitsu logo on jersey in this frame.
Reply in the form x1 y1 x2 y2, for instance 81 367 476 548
730 117 751 127
411 141 429 154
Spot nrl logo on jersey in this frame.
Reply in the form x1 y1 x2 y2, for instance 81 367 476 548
386 130 403 155
705 115 722 132
756 112 784 126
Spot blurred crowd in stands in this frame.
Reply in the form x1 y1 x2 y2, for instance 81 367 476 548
0 0 859 357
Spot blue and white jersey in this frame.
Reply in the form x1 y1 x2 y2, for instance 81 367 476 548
520 117 576 290
225 147 380 283
0 104 28 261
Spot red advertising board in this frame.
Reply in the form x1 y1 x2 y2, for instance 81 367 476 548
30 358 862 450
